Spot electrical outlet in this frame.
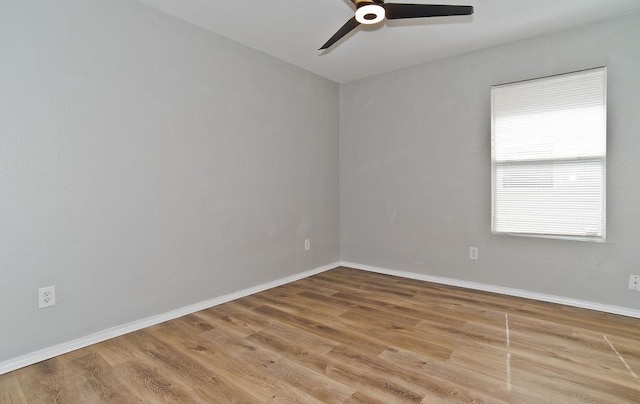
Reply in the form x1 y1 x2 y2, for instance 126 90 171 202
304 239 311 251
630 275 640 291
470 247 478 260
39 286 56 308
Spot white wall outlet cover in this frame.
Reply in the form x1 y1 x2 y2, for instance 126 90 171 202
304 239 311 251
470 247 478 260
39 286 56 308
630 275 640 291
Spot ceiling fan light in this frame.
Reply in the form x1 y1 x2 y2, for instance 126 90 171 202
355 4 385 25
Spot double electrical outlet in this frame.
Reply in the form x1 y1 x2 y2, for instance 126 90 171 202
630 275 640 291
39 286 56 308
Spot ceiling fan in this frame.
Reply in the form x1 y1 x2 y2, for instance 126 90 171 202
320 0 474 50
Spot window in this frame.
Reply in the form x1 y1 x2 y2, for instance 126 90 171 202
491 67 607 241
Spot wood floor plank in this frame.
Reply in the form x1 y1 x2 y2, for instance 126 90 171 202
153 321 322 403
278 280 341 297
67 352 144 403
115 359 201 403
314 271 417 298
200 326 356 403
255 288 348 317
315 286 473 328
203 303 342 355
3 267 640 403
253 304 390 355
0 374 27 404
124 329 258 403
506 317 639 379
512 353 638 403
343 391 387 404
198 302 271 336
92 334 147 367
298 290 424 328
14 356 102 404
250 291 455 361
441 315 640 390
326 344 502 403
447 348 596 402
245 328 425 403
379 346 550 404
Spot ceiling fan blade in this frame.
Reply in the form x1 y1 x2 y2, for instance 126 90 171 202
384 4 473 20
320 17 360 50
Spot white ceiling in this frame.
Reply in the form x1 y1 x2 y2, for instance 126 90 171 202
135 0 640 83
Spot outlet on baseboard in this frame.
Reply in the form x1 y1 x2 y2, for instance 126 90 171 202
39 286 56 308
630 275 640 291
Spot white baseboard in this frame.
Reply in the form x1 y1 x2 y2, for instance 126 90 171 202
0 262 339 376
339 261 640 319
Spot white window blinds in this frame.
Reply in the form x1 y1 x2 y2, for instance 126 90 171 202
491 67 607 241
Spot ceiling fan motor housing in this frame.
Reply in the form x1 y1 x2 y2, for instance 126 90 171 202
355 0 386 24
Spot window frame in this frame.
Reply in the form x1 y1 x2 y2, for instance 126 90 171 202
490 67 607 242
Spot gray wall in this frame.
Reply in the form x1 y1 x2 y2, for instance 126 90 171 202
340 13 640 309
0 0 339 362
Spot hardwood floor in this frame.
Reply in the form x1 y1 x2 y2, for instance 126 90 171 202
2 267 640 403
